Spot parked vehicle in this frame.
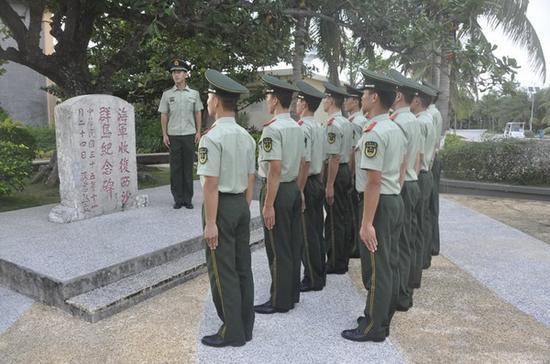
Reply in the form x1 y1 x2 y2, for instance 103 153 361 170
504 122 525 139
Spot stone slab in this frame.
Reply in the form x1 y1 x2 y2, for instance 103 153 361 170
197 249 404 363
440 197 550 326
66 228 265 322
0 182 261 304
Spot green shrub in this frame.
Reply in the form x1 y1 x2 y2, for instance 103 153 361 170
441 139 550 186
544 126 550 135
27 126 56 158
524 130 535 138
0 118 36 159
0 141 32 196
135 116 164 153
443 133 466 148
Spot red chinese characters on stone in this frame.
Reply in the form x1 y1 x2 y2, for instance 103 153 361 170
102 159 113 176
103 178 115 200
99 107 112 139
119 158 130 174
101 141 113 156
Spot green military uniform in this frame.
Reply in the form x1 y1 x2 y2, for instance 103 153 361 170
347 85 369 259
198 70 256 347
416 85 438 274
296 81 326 291
425 82 443 257
342 70 406 342
324 82 354 274
387 70 423 310
256 75 304 313
158 59 204 207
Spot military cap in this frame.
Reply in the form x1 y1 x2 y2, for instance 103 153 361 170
169 58 191 72
360 69 399 92
345 85 363 98
261 74 298 94
323 82 348 98
422 80 441 95
387 69 420 95
296 80 325 100
205 69 248 96
413 81 438 97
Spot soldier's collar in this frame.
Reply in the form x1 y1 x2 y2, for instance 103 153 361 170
329 110 343 118
172 84 190 91
213 116 236 125
393 106 411 116
350 111 364 119
415 110 430 117
369 113 390 123
274 112 292 120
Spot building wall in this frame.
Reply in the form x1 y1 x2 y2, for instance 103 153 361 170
0 1 53 126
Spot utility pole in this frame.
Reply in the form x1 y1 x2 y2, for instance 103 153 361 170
528 86 541 132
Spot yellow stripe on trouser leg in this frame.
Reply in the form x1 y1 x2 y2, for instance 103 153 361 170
363 252 376 335
330 205 336 268
211 250 226 338
302 212 315 287
268 229 278 306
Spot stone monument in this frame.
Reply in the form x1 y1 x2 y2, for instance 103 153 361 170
49 95 146 223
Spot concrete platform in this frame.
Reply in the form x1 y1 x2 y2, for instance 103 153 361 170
0 182 262 321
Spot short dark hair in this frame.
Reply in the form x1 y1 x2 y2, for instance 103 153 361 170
217 93 239 111
432 95 439 104
332 95 344 108
419 94 432 108
400 90 415 105
303 96 321 112
272 90 293 109
369 89 395 110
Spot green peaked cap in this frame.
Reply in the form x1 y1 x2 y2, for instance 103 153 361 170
323 81 348 98
387 69 420 94
346 85 363 98
296 80 325 100
261 74 299 94
360 69 399 92
205 69 248 95
422 80 441 95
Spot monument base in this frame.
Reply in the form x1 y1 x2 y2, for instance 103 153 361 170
0 183 263 322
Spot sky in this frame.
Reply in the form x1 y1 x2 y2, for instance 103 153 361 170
478 0 550 89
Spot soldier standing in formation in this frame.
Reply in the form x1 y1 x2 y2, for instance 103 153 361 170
323 82 354 274
254 75 305 314
345 85 369 259
198 70 256 347
158 59 203 209
387 70 423 312
295 80 327 292
423 81 443 258
342 70 406 342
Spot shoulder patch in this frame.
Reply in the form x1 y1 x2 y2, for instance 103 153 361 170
363 122 377 133
327 132 336 144
364 141 378 158
327 117 335 126
198 147 208 164
263 119 276 127
261 137 273 152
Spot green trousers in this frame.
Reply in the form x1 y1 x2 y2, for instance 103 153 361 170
260 181 303 310
397 181 420 309
418 170 433 271
169 134 195 204
348 187 360 258
302 174 326 289
324 163 352 272
358 194 403 338
430 156 441 255
203 193 254 342
357 194 371 289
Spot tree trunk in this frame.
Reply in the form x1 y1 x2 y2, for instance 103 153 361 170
431 51 441 87
437 52 451 133
290 13 309 118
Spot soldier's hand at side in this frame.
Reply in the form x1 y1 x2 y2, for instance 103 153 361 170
325 185 334 206
194 132 201 144
360 223 378 252
263 205 275 230
204 223 218 250
163 134 170 149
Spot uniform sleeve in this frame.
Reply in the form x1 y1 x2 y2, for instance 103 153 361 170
324 124 342 156
158 91 169 113
196 135 220 177
194 90 204 112
302 125 312 162
259 126 282 161
360 131 384 172
419 121 427 154
248 135 256 174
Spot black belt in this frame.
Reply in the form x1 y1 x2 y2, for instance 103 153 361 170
339 163 348 166
259 177 296 184
419 170 429 174
219 192 244 196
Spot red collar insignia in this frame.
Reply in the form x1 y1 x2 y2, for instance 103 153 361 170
298 119 304 126
263 118 276 127
201 124 216 136
363 122 377 133
327 117 335 126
